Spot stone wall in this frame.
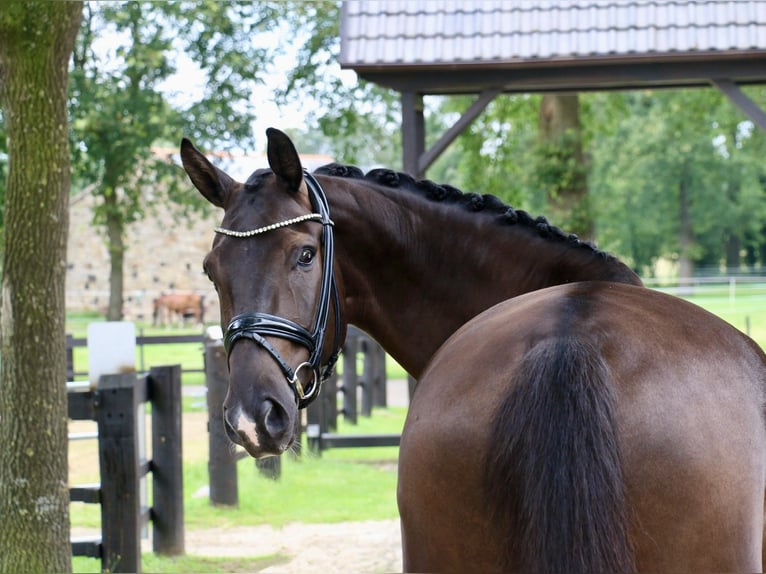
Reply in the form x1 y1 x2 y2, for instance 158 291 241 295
66 192 221 324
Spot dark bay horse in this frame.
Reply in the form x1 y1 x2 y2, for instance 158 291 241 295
180 128 766 572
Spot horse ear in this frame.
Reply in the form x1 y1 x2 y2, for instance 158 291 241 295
180 138 237 208
266 128 303 191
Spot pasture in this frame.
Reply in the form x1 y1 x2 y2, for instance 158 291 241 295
67 281 765 572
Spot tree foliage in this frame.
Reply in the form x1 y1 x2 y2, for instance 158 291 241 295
69 1 286 319
425 87 766 276
590 88 766 274
279 1 402 167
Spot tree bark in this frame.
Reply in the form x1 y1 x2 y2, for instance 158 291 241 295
105 187 125 321
0 2 83 573
678 171 696 281
538 93 593 240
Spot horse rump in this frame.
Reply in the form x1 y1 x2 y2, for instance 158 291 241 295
484 335 634 573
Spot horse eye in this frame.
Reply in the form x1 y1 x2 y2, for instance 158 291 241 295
298 247 316 266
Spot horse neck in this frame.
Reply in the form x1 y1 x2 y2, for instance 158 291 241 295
325 176 641 378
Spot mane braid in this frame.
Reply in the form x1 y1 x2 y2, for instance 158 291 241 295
313 163 617 262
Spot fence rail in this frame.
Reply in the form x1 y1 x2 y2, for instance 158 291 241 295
68 365 184 574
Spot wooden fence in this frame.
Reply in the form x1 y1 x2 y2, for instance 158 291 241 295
68 365 184 573
204 326 404 507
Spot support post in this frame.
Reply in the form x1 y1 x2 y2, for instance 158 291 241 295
360 337 374 417
372 340 387 408
149 365 185 555
204 329 239 506
341 332 359 424
97 372 142 574
402 91 425 178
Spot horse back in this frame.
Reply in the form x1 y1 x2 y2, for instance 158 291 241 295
398 282 766 573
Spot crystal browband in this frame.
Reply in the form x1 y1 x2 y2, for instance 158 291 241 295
214 213 331 238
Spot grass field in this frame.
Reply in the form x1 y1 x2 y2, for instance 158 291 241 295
67 281 766 383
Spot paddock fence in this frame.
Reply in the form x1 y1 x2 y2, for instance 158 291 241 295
203 325 406 507
68 365 184 574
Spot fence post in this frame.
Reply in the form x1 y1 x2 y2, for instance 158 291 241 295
204 329 239 506
341 331 358 424
96 372 142 574
149 365 185 555
360 336 374 417
372 340 387 408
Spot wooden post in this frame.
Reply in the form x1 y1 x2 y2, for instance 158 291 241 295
341 333 358 424
372 341 387 408
65 333 74 381
360 336 374 417
402 91 426 178
149 365 185 555
204 330 239 506
96 373 142 574
255 457 281 480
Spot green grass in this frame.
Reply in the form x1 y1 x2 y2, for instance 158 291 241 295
69 406 405 529
677 284 766 348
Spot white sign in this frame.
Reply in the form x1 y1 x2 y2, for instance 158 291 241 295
87 321 136 387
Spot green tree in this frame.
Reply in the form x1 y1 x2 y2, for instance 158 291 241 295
70 1 283 319
589 88 766 276
279 1 401 167
0 2 83 573
429 94 541 208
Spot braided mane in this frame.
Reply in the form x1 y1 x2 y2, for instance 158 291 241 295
314 163 615 261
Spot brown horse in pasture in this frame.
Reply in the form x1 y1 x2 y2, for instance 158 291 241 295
181 128 766 572
153 292 204 326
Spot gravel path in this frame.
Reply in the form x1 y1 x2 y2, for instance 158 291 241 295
185 519 403 573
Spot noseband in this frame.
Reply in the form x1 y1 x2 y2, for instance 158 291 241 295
216 171 341 409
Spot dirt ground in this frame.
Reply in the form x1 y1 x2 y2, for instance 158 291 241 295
69 409 404 573
184 519 402 573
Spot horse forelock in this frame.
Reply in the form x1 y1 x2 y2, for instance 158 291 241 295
244 168 272 190
313 163 616 262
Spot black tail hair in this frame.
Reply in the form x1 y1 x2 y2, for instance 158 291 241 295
484 336 634 573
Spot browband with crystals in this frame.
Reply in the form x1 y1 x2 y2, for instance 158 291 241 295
215 212 331 238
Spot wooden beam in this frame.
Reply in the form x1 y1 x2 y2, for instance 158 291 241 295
419 88 501 175
401 91 425 177
712 79 766 131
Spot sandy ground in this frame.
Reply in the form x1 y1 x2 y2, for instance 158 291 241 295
72 519 403 573
69 382 409 573
185 519 402 573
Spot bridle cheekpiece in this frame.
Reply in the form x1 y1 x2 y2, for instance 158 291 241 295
216 171 341 409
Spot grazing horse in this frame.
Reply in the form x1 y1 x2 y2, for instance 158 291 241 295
180 128 766 572
153 292 204 326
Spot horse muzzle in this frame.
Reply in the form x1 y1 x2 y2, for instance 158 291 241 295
223 395 296 458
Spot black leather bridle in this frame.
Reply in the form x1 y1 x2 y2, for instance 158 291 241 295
216 171 342 409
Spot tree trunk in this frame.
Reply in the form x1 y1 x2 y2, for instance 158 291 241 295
725 233 741 270
104 187 125 321
0 2 83 573
538 93 593 240
678 172 696 282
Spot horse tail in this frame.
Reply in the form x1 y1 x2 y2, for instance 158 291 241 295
484 336 634 573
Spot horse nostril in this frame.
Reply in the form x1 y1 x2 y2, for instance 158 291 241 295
258 399 289 438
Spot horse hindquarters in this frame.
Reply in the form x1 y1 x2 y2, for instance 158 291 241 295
397 333 634 573
484 336 634 573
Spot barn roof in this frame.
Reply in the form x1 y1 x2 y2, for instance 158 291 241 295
340 0 766 93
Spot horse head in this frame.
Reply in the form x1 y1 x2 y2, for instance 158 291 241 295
180 128 343 458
